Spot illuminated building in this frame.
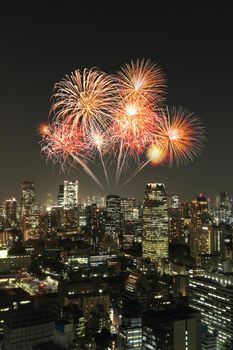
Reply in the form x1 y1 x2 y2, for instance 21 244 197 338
188 272 233 349
142 307 201 350
168 193 179 209
63 180 79 209
0 288 31 340
105 195 121 249
91 195 105 208
3 307 55 350
189 194 211 259
78 204 86 227
202 332 217 350
60 279 110 320
20 181 35 216
20 181 40 240
120 197 136 222
4 198 18 229
142 183 168 262
214 192 232 224
0 253 31 273
211 224 233 259
118 299 142 350
57 184 64 207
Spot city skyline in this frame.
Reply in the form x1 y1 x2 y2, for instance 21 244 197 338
1 4 232 203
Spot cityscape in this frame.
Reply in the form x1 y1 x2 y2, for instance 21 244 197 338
1 3 232 350
0 180 233 349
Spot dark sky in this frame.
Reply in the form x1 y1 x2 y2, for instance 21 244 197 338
0 3 232 204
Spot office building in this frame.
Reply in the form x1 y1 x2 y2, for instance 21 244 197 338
188 272 233 349
142 183 168 262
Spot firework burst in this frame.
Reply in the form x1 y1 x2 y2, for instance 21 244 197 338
155 107 205 166
116 58 166 104
50 68 117 134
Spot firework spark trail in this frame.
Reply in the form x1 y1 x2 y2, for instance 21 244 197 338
85 128 111 187
120 145 165 188
72 154 103 189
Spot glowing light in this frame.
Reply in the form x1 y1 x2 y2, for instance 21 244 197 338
147 145 164 165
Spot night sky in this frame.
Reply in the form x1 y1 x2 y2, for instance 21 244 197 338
0 3 232 204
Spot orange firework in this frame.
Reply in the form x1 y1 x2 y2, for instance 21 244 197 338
113 97 158 154
51 68 117 133
116 58 166 105
155 107 205 166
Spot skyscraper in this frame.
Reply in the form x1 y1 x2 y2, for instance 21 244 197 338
142 183 168 262
105 195 121 250
4 198 18 229
21 181 35 216
189 194 212 259
63 180 79 209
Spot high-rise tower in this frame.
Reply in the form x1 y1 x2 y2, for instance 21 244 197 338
21 181 35 216
142 183 168 262
63 180 79 209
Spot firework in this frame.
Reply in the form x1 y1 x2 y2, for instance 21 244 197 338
40 60 206 190
50 68 117 134
116 58 166 104
155 107 205 166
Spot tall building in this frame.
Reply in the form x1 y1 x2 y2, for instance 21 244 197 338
4 198 18 229
211 224 233 259
57 184 64 207
105 195 121 242
188 272 233 349
63 180 79 209
21 181 35 216
142 183 168 262
189 194 211 258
